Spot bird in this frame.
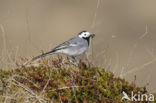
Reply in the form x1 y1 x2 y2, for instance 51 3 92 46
32 30 95 61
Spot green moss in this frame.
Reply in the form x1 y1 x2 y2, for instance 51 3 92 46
0 57 154 103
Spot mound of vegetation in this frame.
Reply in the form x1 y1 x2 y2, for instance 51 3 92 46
0 56 150 103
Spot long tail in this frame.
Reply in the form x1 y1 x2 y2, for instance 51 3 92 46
32 51 55 61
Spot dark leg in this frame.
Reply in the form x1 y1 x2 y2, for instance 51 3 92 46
66 56 70 62
72 56 78 64
71 56 77 64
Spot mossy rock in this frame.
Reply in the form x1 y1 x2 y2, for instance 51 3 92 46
0 57 154 103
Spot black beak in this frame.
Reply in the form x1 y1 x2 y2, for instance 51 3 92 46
90 34 95 38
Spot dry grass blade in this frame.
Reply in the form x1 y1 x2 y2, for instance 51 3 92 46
10 76 47 103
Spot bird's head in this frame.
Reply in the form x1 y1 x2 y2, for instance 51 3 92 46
78 31 95 39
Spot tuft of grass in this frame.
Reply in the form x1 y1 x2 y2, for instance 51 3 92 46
0 56 153 103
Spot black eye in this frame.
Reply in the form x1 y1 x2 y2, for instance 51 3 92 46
84 34 86 36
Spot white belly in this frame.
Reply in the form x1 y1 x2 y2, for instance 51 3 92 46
58 46 88 56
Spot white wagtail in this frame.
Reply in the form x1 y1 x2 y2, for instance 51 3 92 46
32 31 95 61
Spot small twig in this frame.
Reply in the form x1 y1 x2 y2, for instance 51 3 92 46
13 75 40 89
41 76 51 94
10 76 46 103
0 24 7 54
139 24 148 39
91 37 94 66
119 66 125 78
112 51 119 74
2 96 14 100
123 58 156 76
49 86 85 92
91 0 100 28
14 46 19 65
25 8 31 43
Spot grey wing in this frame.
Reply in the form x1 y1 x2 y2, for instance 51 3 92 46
51 37 80 52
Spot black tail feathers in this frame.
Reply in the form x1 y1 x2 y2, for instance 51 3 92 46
32 51 54 61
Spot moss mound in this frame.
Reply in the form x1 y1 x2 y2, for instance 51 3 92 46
0 57 150 103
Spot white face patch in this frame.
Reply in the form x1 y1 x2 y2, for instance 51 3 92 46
78 31 91 38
